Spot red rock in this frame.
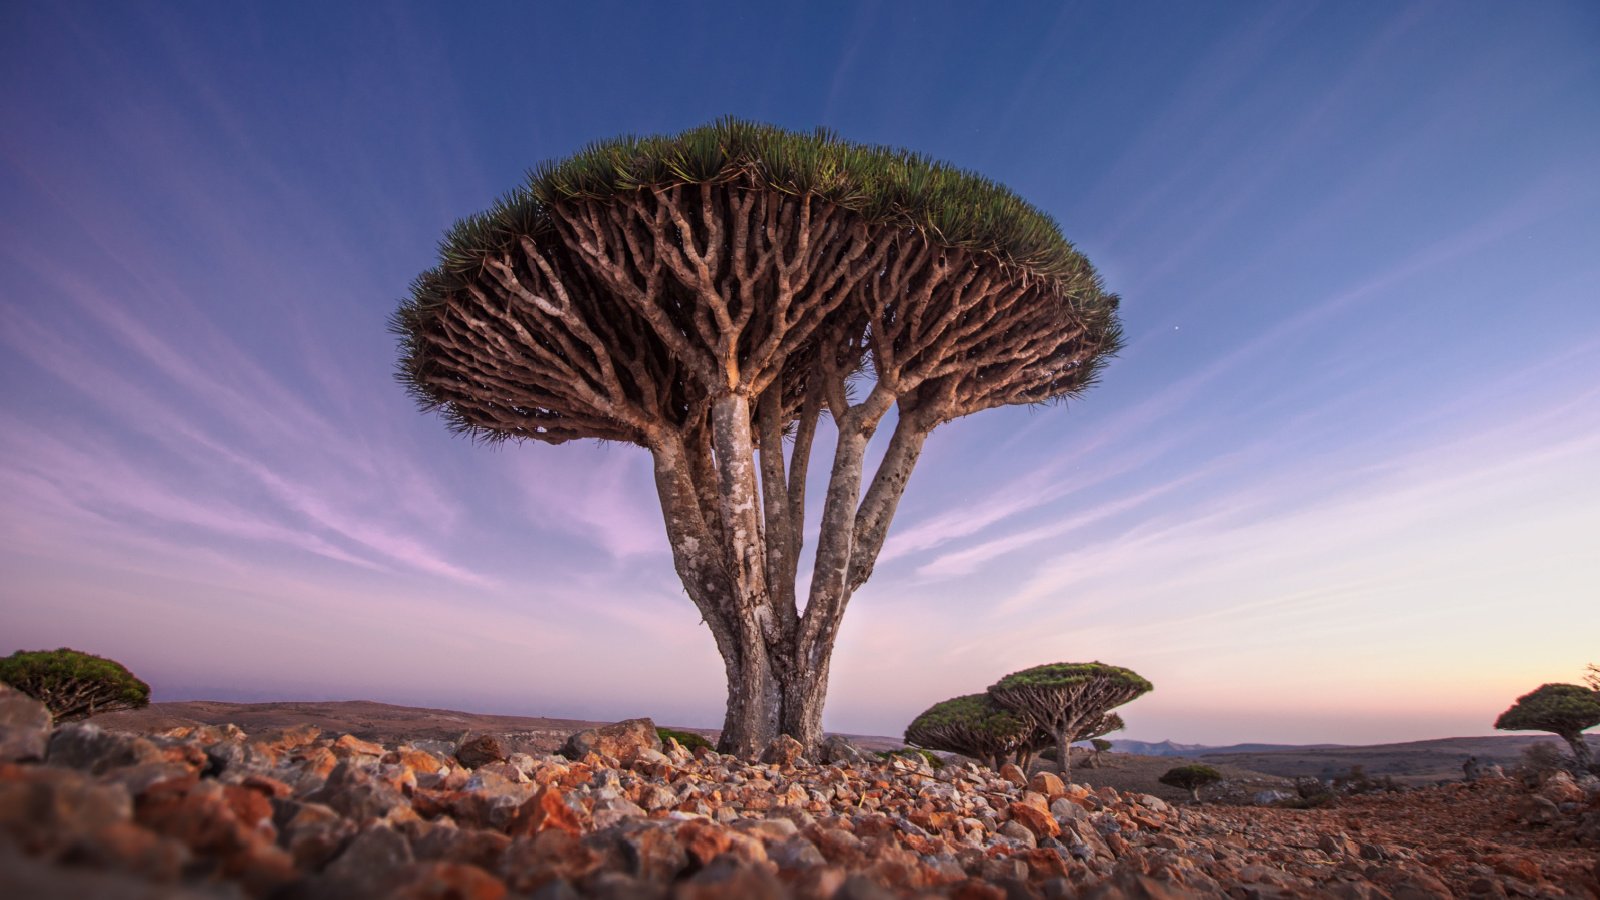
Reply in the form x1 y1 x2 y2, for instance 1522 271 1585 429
299 746 340 779
678 818 736 866
1538 771 1583 805
391 861 508 900
0 764 132 854
240 773 292 798
220 784 275 837
59 820 190 881
1008 801 1061 839
309 760 409 823
501 829 601 892
559 718 660 764
412 823 511 870
280 806 355 871
952 879 1008 900
386 746 452 779
1024 846 1072 880
762 735 806 767
1489 855 1541 882
1030 771 1066 797
616 821 688 880
675 853 786 900
507 784 585 837
154 740 209 772
333 734 386 758
808 825 867 867
248 724 321 753
999 764 1028 786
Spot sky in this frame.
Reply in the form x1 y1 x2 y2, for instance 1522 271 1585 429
2 1 1597 746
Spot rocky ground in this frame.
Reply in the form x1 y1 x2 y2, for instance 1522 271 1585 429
3 686 1598 899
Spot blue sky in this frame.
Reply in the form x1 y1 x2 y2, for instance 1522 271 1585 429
3 1 1597 744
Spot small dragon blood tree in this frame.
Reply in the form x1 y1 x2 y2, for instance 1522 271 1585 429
989 662 1151 778
0 648 150 722
904 693 1035 770
394 119 1122 757
1160 764 1223 803
1495 683 1600 771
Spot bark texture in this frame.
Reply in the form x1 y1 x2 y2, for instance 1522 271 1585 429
399 177 1117 757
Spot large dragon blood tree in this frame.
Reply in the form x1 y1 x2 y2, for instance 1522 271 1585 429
393 120 1122 757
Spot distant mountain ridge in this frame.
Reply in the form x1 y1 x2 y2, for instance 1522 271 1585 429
1109 739 1346 756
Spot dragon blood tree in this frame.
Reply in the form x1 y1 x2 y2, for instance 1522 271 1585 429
904 693 1034 770
0 648 150 722
393 120 1122 757
1033 710 1125 769
990 662 1151 778
1495 683 1600 771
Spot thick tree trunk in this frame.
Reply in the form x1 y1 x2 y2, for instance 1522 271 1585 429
1055 728 1072 780
650 384 921 760
716 643 781 758
777 654 831 755
1564 732 1594 771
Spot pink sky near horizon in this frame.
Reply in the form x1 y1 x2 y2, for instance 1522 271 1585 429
3 3 1598 748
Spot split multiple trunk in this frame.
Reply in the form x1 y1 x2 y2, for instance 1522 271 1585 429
989 665 1152 779
400 168 1117 757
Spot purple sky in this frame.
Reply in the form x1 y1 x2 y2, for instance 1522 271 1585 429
3 2 1597 745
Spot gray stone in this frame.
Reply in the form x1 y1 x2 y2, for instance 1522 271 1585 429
46 723 164 774
0 683 52 762
325 822 413 881
998 819 1038 848
309 761 407 823
818 734 869 766
768 835 825 871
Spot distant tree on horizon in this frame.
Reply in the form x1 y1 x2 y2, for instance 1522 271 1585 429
0 647 150 722
1494 682 1600 771
989 662 1151 778
1160 764 1223 803
392 119 1122 757
1585 663 1599 693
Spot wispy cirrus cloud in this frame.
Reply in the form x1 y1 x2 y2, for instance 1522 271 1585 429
0 257 488 586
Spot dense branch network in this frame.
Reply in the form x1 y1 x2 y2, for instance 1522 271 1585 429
394 121 1123 754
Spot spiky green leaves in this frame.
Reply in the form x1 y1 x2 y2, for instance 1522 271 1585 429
988 661 1152 742
1159 764 1223 799
0 648 150 722
1495 683 1600 739
992 662 1153 694
471 118 1094 282
904 693 1033 762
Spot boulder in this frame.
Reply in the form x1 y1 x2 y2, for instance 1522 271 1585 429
761 734 806 767
818 735 869 766
455 734 509 769
0 684 52 763
559 718 660 763
1539 770 1584 805
1515 794 1562 827
46 723 164 774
